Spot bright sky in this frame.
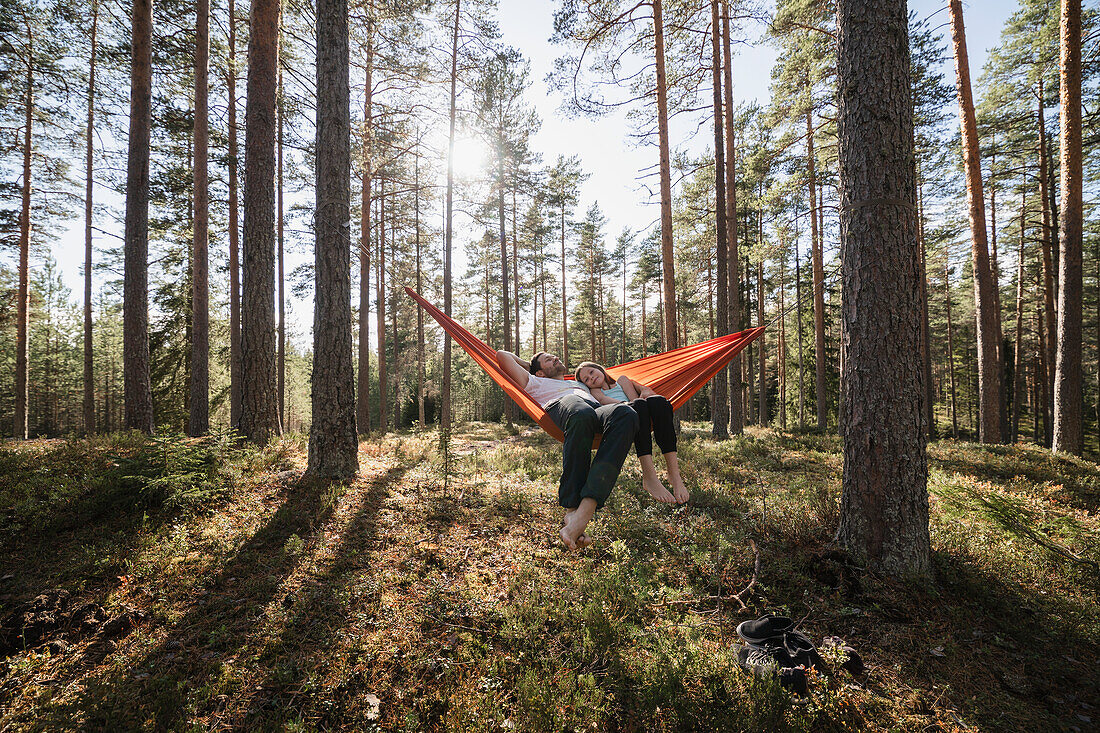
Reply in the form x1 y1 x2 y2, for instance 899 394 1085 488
47 0 1017 349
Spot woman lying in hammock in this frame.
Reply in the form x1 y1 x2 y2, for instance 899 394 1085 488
574 361 689 504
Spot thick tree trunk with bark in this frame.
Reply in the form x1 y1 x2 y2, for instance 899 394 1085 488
653 0 677 352
123 0 154 434
949 0 1001 444
1037 89 1055 445
307 0 358 478
240 0 281 444
83 2 98 435
228 0 241 428
189 0 210 436
836 0 930 577
1052 0 1083 455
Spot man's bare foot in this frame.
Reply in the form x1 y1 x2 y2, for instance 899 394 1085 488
560 499 597 550
642 473 676 503
576 533 594 549
559 526 578 550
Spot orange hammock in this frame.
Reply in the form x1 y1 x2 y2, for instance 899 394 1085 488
406 286 766 443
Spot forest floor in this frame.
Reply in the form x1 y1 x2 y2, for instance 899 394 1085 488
0 424 1098 732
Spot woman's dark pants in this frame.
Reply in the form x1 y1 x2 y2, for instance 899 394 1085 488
629 396 677 457
545 395 639 509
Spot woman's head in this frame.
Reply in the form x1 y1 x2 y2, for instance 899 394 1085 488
575 361 613 389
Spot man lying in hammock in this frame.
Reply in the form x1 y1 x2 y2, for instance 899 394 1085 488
496 349 640 551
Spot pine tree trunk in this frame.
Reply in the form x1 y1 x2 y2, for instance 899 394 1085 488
83 1 98 436
228 0 241 428
416 150 426 429
377 180 388 434
307 0 358 478
1052 0 1083 455
1038 271 1052 445
653 0 677 352
498 134 513 429
1012 194 1026 443
779 254 786 430
240 0 281 444
15 32 31 440
710 0 729 440
721 0 741 435
918 181 934 436
442 0 459 434
277 67 285 430
560 207 569 364
757 254 766 426
949 0 1002 443
836 0 929 577
123 0 154 434
189 0 210 436
357 33 372 435
807 110 827 431
796 233 805 428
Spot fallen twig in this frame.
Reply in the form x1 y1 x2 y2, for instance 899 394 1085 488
730 539 761 611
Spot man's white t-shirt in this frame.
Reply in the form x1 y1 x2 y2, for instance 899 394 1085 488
525 374 597 408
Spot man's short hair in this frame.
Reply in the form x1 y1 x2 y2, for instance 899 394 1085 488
529 352 547 375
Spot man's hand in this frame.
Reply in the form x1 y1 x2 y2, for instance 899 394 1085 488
496 350 531 389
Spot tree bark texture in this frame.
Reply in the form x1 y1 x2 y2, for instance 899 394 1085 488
721 0 742 435
357 31 372 435
240 0 281 444
653 0 677 352
83 1 98 435
15 27 31 440
189 0 210 436
710 0 729 440
228 0 241 428
307 0 358 478
1052 0 1083 455
277 68 286 430
949 0 1001 444
836 0 930 577
123 0 154 434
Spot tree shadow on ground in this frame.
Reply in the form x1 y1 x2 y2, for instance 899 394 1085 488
841 553 1099 730
59 464 409 730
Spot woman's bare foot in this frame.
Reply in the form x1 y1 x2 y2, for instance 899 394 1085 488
640 455 676 503
670 481 690 504
664 452 690 503
642 473 676 503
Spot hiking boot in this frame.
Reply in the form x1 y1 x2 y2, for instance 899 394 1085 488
735 644 808 696
736 614 794 646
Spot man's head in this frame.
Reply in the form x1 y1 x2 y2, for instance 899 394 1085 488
529 352 567 379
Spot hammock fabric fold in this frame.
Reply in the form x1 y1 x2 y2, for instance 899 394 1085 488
406 286 765 443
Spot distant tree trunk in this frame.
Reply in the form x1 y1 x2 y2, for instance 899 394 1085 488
513 188 521 359
1052 0 1083 455
757 255 766 426
377 179 388 434
416 149 426 429
746 252 755 423
918 180 933 436
277 67 285 430
779 254 786 430
390 219 399 429
83 0 98 436
240 0 281 444
123 0 154 434
357 32 372 435
1037 88 1055 445
836 0 929 577
653 0 677 352
14 24 31 440
641 278 647 356
1037 273 1052 445
1095 237 1099 447
307 0 358 478
949 0 1001 443
710 0 729 440
442 0 459 434
228 0 241 428
560 206 569 363
721 0 742 435
1012 195 1026 443
807 110 827 431
498 129 513 429
796 233 805 428
189 0 210 437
